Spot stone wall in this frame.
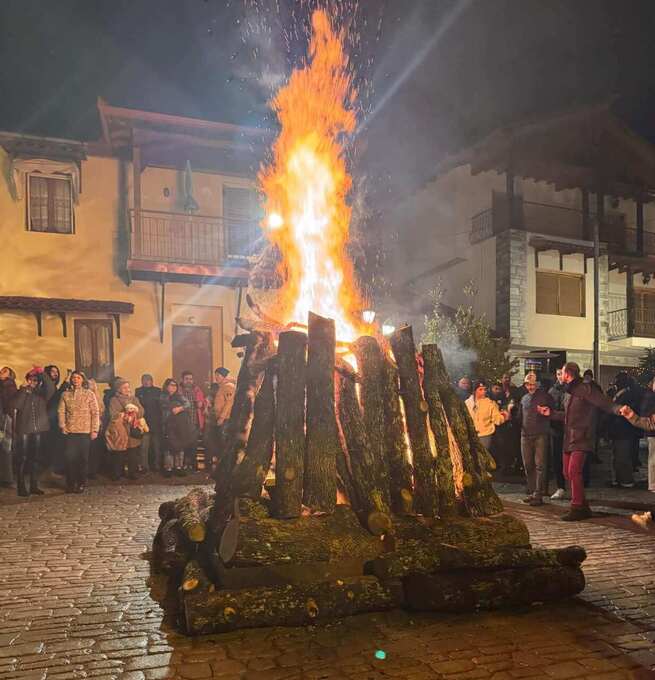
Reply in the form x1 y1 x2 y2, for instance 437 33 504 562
496 229 528 345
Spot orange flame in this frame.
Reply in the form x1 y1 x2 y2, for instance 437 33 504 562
259 9 365 342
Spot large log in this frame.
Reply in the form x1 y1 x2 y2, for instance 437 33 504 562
273 330 307 518
352 337 391 510
183 575 404 635
336 371 392 535
225 505 382 567
303 313 339 513
151 518 191 574
230 362 276 499
428 346 503 516
380 355 413 514
421 345 458 517
389 326 440 517
174 487 213 543
403 565 586 612
180 559 214 594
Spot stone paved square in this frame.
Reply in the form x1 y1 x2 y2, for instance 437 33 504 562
1 481 654 679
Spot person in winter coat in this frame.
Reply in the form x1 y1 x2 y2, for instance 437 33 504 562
517 373 555 506
465 381 508 452
638 378 655 493
42 365 67 471
179 371 207 471
539 362 621 521
607 372 641 488
0 366 18 487
135 374 162 472
12 367 49 496
86 378 106 479
161 378 194 477
548 369 568 499
58 371 100 493
108 380 144 479
207 367 236 466
105 402 147 480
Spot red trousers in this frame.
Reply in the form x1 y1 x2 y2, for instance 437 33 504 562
563 450 587 507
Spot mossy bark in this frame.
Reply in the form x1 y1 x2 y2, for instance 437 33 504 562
231 363 276 499
421 344 458 517
403 565 586 612
180 559 214 594
336 371 392 535
273 330 307 518
174 487 213 543
303 313 339 513
183 575 404 635
152 518 191 574
380 355 414 514
389 326 439 517
352 336 391 510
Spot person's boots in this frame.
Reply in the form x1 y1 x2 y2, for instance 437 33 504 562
65 462 76 493
16 457 29 497
561 505 592 521
28 458 44 496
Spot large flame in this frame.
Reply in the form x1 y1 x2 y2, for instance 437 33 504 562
259 9 365 342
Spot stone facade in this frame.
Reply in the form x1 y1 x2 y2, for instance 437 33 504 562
496 229 528 345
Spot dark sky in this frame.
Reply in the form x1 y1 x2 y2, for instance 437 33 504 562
2 0 655 199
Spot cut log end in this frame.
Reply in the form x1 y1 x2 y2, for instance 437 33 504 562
367 511 393 536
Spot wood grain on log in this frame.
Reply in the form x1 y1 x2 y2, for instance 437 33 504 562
421 345 458 517
304 313 339 513
336 371 392 535
231 362 276 499
174 487 213 543
151 518 191 574
181 559 214 593
183 575 404 635
389 326 439 517
273 330 307 518
380 355 413 514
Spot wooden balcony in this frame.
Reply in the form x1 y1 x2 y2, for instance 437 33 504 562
608 307 655 340
127 209 252 285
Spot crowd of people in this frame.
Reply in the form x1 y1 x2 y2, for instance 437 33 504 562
0 365 236 497
461 363 655 523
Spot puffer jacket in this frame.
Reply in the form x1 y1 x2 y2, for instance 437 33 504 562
13 387 49 435
108 394 144 448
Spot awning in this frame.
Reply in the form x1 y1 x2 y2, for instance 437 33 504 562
0 296 134 338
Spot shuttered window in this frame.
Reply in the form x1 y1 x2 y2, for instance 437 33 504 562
223 186 262 258
74 320 114 383
28 174 73 233
536 271 585 317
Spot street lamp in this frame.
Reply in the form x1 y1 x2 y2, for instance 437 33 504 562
381 319 395 336
362 309 376 324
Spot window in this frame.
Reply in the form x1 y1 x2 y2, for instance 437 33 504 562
536 271 585 317
28 173 73 233
74 320 114 383
223 186 262 257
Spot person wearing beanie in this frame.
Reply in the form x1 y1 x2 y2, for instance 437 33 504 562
12 367 49 496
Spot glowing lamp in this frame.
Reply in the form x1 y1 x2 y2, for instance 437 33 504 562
362 309 376 324
267 212 284 230
382 322 395 336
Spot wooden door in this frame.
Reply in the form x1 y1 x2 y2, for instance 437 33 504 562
172 325 213 394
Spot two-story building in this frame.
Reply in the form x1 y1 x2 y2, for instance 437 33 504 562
0 98 269 390
380 104 655 388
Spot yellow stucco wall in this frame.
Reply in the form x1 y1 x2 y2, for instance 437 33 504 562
0 149 247 388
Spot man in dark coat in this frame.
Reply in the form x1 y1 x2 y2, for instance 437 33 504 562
548 369 567 499
541 362 621 521
135 374 162 472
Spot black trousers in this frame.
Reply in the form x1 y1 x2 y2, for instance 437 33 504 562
18 433 43 490
550 430 565 489
63 433 91 489
110 447 140 479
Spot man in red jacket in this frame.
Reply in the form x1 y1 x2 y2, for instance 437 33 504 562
179 370 207 471
539 361 621 521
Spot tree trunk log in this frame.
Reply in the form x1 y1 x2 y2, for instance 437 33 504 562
421 345 458 517
211 332 273 528
231 362 276 499
174 487 213 543
380 355 413 514
180 559 214 593
403 565 585 612
183 575 404 635
224 505 382 567
303 313 339 513
158 500 176 522
273 330 307 518
352 337 391 510
152 518 191 574
428 346 503 516
336 371 392 535
389 326 439 517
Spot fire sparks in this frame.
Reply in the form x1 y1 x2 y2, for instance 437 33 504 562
259 9 365 342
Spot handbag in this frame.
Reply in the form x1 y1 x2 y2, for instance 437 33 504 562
129 426 144 439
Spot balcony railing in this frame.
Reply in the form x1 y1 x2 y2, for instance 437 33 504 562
470 191 632 249
607 307 655 340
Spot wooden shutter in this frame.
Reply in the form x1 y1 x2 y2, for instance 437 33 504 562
536 272 558 315
558 274 585 317
223 186 262 257
29 174 73 233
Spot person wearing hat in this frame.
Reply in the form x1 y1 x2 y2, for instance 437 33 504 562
12 367 49 496
465 381 509 452
517 372 555 506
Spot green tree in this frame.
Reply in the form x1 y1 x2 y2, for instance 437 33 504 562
422 283 518 383
635 347 655 386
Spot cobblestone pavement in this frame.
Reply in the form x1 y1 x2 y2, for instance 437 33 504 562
1 484 655 680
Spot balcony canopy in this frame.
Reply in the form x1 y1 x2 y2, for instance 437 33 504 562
437 103 655 201
95 98 271 174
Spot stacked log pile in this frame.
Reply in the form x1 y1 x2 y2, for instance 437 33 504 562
152 318 587 635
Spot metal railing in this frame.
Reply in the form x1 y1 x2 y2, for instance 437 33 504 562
634 307 655 338
607 307 655 340
608 308 628 340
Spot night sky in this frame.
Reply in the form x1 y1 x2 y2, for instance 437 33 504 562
2 0 655 200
